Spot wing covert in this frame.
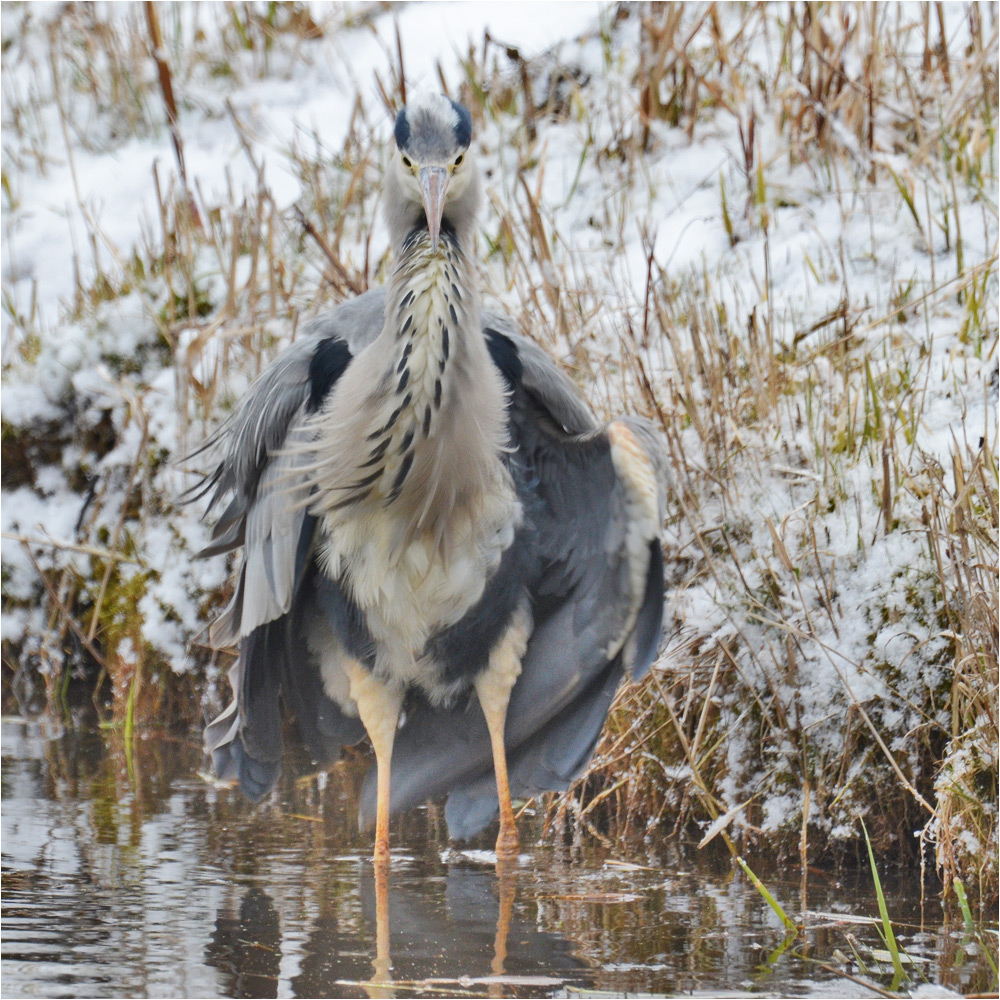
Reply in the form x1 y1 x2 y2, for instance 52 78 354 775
190 291 387 640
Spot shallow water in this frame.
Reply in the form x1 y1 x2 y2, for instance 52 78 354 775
1 716 993 999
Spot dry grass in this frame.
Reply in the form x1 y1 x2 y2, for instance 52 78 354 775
1 1 997 904
537 2 998 905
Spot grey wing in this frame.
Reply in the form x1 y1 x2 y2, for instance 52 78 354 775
198 292 385 794
360 331 668 836
481 308 599 435
192 290 386 640
191 291 386 557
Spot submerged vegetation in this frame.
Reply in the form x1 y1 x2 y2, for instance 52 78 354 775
1 0 997 922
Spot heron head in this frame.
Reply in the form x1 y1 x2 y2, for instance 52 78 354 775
392 93 476 252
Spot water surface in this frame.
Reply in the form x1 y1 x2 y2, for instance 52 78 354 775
1 717 992 998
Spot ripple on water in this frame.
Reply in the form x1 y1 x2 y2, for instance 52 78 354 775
1 718 993 999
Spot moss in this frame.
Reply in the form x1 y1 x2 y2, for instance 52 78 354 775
1 418 67 489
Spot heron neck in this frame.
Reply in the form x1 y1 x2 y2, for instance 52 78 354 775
372 227 506 510
308 225 511 558
382 227 479 445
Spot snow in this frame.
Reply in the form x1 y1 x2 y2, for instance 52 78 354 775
1 1 607 355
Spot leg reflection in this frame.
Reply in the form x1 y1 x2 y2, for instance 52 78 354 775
489 861 517 996
366 860 394 999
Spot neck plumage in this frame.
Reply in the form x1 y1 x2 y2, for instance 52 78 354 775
310 226 512 557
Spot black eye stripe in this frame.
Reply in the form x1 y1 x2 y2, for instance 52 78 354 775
393 107 410 149
451 100 472 148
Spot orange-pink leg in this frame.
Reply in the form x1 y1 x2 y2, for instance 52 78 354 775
345 664 403 865
474 607 531 862
477 688 521 860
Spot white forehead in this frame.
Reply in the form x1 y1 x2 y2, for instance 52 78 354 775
407 91 460 127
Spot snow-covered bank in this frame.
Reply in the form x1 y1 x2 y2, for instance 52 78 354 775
2 2 996 894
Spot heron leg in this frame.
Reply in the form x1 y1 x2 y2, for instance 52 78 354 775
346 663 403 865
476 679 520 860
474 605 531 861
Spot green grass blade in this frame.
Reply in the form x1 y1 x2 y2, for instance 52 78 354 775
887 165 922 232
736 856 798 933
954 879 999 983
720 172 735 248
861 819 905 982
953 878 975 935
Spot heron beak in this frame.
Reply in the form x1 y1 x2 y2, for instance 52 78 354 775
419 166 449 252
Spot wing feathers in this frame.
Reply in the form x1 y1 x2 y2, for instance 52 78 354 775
196 302 668 835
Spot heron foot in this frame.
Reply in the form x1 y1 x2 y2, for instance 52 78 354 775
373 838 391 866
495 823 521 862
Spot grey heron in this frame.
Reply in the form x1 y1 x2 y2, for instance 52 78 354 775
196 93 668 862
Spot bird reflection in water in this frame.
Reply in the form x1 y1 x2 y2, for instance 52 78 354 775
206 862 581 998
205 888 282 999
353 861 537 998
